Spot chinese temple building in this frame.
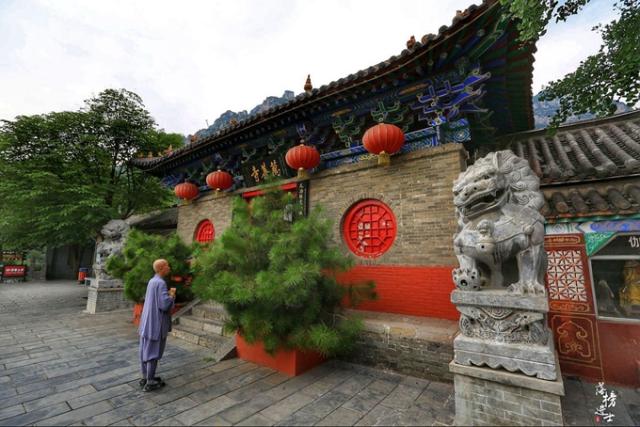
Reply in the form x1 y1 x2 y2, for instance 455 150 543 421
134 0 640 387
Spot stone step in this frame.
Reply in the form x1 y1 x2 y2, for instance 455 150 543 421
170 301 236 358
191 302 227 322
177 315 226 336
170 324 230 350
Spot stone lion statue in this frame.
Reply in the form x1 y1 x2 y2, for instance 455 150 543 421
452 150 546 294
93 219 130 280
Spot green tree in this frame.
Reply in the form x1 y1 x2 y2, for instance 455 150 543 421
501 0 639 127
0 89 181 261
191 183 375 357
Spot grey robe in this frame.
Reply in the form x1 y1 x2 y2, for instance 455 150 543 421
138 274 174 362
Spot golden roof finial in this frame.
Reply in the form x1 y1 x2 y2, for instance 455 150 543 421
304 74 313 93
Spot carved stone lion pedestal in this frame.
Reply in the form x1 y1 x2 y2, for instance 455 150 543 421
452 290 557 380
85 219 132 314
448 150 564 426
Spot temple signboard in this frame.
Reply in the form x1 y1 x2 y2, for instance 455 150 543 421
1 250 24 263
241 154 293 187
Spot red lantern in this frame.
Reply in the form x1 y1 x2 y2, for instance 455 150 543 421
285 142 321 179
206 170 233 191
174 182 199 203
362 123 405 166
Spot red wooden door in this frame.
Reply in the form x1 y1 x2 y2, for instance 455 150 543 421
545 234 604 381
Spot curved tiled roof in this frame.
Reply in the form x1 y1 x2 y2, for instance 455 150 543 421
542 184 640 220
134 0 501 171
499 110 640 185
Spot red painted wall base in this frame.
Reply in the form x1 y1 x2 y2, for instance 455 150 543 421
235 334 325 376
336 265 459 320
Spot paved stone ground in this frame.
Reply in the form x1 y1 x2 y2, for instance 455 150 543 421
0 280 639 426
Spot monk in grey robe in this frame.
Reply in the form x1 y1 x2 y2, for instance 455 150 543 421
138 259 175 392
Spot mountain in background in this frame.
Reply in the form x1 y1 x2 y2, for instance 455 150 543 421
192 91 295 140
249 91 295 116
532 93 631 128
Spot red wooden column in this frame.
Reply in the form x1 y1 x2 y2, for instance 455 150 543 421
545 234 604 381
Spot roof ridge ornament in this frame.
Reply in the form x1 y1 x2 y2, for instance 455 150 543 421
406 35 416 49
304 74 313 94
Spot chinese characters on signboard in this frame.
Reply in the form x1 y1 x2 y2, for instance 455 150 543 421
241 155 293 187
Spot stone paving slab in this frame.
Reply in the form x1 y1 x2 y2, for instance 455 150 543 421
2 281 640 426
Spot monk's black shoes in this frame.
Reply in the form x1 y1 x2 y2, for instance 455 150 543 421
142 379 165 392
140 377 166 391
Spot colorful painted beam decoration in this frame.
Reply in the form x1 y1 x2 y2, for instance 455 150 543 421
411 67 490 127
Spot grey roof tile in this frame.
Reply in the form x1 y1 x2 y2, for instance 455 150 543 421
543 184 640 219
501 110 640 185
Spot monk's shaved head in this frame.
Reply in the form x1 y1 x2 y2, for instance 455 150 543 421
153 259 169 273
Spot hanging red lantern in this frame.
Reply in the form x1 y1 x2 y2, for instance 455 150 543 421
285 141 320 179
206 170 233 191
362 123 405 166
174 181 199 203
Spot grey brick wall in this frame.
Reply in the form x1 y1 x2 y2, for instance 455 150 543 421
175 144 466 266
177 192 234 245
344 330 454 383
454 373 564 426
309 144 466 266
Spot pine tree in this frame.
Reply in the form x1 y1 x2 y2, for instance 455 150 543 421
192 184 374 356
106 230 193 303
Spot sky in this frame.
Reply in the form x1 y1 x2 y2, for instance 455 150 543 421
0 0 619 136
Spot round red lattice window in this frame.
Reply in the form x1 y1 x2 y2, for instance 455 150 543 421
343 200 397 258
194 219 215 243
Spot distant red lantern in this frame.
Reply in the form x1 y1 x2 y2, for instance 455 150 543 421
174 182 199 203
362 123 405 166
206 170 233 191
285 142 320 179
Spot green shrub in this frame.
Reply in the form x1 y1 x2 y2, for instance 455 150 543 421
106 230 193 303
191 183 375 357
